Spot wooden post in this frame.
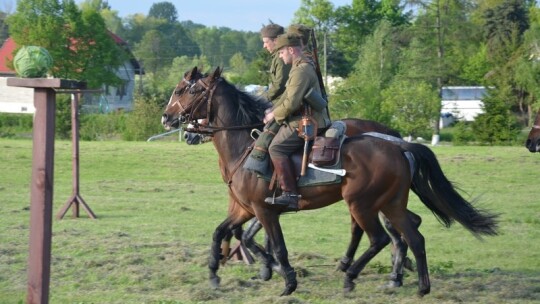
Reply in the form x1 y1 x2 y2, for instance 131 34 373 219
56 92 97 220
228 241 255 264
7 78 86 304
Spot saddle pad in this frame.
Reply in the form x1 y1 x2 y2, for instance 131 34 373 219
243 155 341 188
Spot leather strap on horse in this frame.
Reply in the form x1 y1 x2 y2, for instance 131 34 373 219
188 77 264 134
226 143 254 187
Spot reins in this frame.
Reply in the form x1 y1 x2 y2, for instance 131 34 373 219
174 73 264 186
182 76 264 136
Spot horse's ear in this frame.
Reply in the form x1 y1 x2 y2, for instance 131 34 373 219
212 66 222 79
189 66 198 79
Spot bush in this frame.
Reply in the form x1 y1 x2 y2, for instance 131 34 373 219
55 95 72 139
452 122 475 145
80 112 126 140
0 113 33 138
122 95 164 141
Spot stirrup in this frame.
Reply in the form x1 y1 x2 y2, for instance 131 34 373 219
264 192 300 210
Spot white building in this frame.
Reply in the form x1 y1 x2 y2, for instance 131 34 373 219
441 86 487 122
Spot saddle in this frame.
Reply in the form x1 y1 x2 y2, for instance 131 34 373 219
244 121 347 188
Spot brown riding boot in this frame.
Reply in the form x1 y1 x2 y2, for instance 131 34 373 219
264 157 300 210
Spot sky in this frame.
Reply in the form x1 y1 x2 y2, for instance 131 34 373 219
78 0 353 32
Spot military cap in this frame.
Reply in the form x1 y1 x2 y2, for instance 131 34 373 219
274 33 302 50
287 24 312 45
260 23 284 38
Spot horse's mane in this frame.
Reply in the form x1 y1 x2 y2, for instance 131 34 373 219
218 78 271 126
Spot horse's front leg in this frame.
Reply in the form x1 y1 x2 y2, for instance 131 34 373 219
209 218 234 288
259 213 297 296
242 218 276 281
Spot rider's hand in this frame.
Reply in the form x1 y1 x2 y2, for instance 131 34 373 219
264 111 275 124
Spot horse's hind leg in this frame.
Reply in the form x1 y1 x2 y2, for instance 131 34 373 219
343 212 391 293
380 212 405 287
381 210 422 287
242 218 275 281
384 212 430 296
338 215 364 272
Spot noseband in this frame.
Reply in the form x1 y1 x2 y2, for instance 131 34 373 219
175 76 263 135
170 76 219 123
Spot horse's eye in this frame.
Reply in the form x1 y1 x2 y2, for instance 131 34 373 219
175 87 186 96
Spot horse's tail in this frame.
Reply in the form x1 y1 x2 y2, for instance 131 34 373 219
402 142 499 238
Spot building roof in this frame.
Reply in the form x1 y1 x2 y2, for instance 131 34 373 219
0 32 142 76
0 38 16 75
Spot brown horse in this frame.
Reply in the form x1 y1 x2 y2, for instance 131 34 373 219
171 68 420 286
525 108 540 152
162 67 498 296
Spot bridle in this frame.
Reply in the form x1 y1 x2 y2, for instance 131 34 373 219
174 76 263 136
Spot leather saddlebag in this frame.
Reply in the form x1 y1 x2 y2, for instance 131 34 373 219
311 136 340 166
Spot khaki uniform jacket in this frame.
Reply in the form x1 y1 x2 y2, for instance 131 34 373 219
273 56 330 129
265 50 291 103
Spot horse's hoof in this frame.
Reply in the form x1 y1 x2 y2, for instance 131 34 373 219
417 287 430 297
259 265 272 281
343 279 356 293
337 262 350 272
337 257 352 272
383 280 403 288
280 283 297 296
209 276 221 289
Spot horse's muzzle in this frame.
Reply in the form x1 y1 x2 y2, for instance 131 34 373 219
526 138 540 152
184 132 202 145
161 113 180 129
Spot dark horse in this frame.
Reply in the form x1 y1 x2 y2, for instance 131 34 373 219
525 108 540 152
162 67 498 296
169 68 421 286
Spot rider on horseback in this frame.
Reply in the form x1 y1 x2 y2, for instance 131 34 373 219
263 33 331 210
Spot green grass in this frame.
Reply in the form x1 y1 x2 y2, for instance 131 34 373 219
1 139 539 303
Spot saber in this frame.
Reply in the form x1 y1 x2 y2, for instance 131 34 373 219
308 163 346 176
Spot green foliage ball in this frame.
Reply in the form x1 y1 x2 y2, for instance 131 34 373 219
13 46 53 78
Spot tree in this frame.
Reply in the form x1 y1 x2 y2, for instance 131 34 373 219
332 20 401 122
483 0 529 65
472 87 521 145
0 10 8 44
220 30 246 67
381 79 440 138
192 27 222 67
7 0 124 88
148 1 178 23
332 0 410 76
79 0 110 11
229 52 247 75
294 0 346 77
481 0 531 122
460 43 491 84
134 29 171 75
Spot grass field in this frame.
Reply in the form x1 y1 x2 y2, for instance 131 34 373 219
1 138 539 303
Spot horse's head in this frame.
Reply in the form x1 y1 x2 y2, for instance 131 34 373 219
525 109 540 152
162 66 222 130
